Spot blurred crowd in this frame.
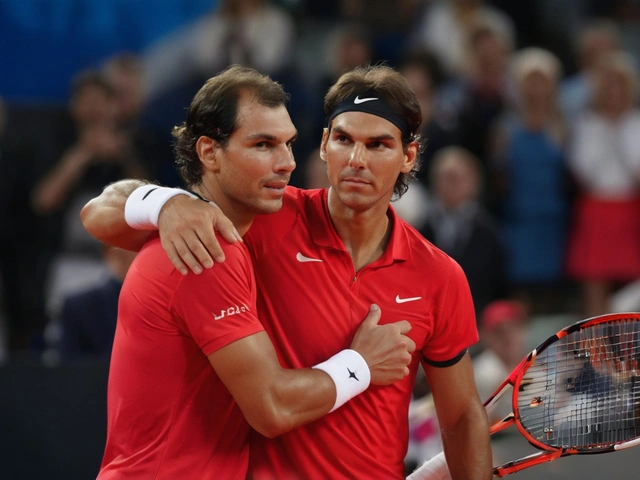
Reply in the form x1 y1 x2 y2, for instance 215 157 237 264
2 0 640 371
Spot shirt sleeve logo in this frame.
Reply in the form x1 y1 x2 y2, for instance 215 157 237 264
213 303 250 320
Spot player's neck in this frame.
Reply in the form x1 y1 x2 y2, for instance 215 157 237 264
327 189 392 272
192 185 254 237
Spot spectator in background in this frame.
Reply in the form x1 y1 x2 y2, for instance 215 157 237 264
142 0 295 103
399 50 455 189
303 147 330 190
392 50 451 232
320 24 373 95
560 19 621 123
491 48 570 314
420 146 505 318
28 71 148 345
336 0 422 65
473 299 527 423
566 52 640 318
102 52 176 185
437 20 513 175
31 70 147 255
56 246 136 360
411 0 514 78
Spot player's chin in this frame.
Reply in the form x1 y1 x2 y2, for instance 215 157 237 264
337 192 374 212
251 198 284 215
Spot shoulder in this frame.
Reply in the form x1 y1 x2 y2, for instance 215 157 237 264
133 234 250 285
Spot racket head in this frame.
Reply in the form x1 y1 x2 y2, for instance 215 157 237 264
511 312 640 453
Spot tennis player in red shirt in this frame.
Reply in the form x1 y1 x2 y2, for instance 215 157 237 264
82 65 492 479
87 65 416 480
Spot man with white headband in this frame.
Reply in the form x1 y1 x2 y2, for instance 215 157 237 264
82 65 491 479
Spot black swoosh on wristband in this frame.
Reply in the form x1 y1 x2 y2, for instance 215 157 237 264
142 187 159 200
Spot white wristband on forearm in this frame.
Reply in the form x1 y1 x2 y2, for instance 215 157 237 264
124 185 196 229
406 452 451 480
312 349 371 412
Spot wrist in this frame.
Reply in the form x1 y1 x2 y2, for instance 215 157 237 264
312 349 371 412
124 185 196 230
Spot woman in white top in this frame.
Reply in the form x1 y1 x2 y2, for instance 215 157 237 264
566 51 640 317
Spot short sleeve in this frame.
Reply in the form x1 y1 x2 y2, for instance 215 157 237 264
422 260 478 367
170 243 263 356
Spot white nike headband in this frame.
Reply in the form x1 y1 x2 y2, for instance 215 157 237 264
325 92 411 138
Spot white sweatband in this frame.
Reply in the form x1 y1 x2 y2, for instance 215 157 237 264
406 452 451 480
124 185 196 229
312 349 371 412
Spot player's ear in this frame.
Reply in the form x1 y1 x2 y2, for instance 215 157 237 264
400 141 419 174
319 128 329 164
196 136 220 172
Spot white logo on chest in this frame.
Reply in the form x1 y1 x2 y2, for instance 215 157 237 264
296 252 323 263
395 295 422 304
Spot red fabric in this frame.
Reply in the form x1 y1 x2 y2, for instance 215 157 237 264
567 195 640 281
98 235 262 480
244 187 479 480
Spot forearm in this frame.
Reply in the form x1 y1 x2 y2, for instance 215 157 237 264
80 179 151 251
251 368 337 438
440 404 492 480
212 333 370 439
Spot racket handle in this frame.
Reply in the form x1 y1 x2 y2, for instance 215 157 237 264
493 449 563 477
406 452 452 480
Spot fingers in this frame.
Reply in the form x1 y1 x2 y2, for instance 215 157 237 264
213 213 242 246
391 319 412 336
163 238 203 276
404 336 417 354
361 304 381 326
194 228 224 265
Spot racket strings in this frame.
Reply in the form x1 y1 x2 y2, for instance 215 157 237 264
516 319 640 449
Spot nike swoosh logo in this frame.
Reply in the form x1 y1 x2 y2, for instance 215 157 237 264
296 252 323 263
354 95 378 104
395 295 422 304
142 187 158 200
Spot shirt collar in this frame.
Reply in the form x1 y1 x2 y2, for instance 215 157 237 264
306 189 410 265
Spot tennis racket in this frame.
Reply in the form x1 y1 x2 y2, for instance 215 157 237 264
408 312 640 478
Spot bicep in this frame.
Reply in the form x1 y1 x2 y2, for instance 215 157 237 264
208 330 282 400
208 331 336 437
423 353 484 429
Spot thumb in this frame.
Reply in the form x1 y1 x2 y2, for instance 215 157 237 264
362 304 381 327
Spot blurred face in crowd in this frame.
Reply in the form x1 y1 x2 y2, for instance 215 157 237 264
483 319 525 369
597 69 635 118
432 150 479 210
106 65 144 123
470 30 509 86
581 30 618 71
71 84 117 126
519 70 556 110
400 64 434 126
333 33 372 74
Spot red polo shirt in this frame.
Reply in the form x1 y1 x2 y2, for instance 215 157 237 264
245 187 478 479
